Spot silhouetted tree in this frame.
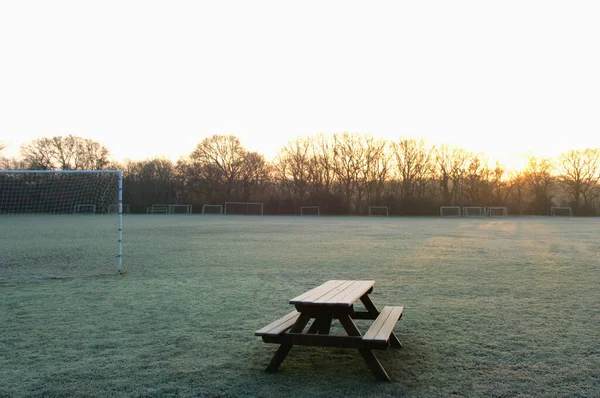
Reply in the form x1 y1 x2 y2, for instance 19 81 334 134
523 156 555 214
559 148 600 214
20 135 112 170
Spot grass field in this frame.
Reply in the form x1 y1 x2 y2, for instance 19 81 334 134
1 215 599 397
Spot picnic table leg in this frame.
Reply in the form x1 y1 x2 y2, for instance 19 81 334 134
337 313 391 382
265 313 311 373
307 314 333 334
361 294 403 348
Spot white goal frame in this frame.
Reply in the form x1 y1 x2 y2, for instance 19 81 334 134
169 204 192 214
147 205 169 214
368 206 389 216
550 206 573 217
202 204 223 215
440 206 461 217
224 202 264 215
0 170 123 273
462 206 486 217
300 206 320 216
486 206 508 217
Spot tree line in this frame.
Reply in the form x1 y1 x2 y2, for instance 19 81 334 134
1 134 600 216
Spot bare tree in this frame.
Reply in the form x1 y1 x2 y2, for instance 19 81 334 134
435 144 471 205
392 138 434 208
363 136 391 208
188 135 246 199
559 148 600 214
274 137 313 202
332 132 366 213
238 152 270 201
310 134 336 197
20 135 112 170
523 156 555 214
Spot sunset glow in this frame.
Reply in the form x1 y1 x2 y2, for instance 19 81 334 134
1 1 599 173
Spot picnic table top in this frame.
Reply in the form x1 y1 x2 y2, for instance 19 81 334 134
289 280 375 308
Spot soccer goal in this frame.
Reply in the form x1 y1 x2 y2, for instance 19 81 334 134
0 170 123 275
550 206 573 217
462 206 486 217
224 202 264 215
300 206 320 216
487 206 508 217
440 206 461 217
169 204 192 214
202 204 223 215
147 205 169 214
368 206 389 216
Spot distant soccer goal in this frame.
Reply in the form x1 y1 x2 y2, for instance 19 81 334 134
550 206 573 217
368 206 389 216
0 170 123 274
224 202 264 215
147 205 169 214
202 204 223 215
462 206 485 217
487 206 508 217
300 206 320 216
440 206 461 217
169 204 192 214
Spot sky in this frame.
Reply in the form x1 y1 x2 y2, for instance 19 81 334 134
1 0 599 171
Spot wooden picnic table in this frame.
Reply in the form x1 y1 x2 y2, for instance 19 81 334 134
255 280 404 381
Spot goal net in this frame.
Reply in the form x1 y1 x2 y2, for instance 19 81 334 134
202 204 223 215
487 206 508 217
440 206 461 217
300 206 320 216
550 206 572 217
0 170 123 278
462 206 485 217
368 206 389 216
224 202 264 215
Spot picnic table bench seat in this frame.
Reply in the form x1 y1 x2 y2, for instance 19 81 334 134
255 310 300 338
362 306 403 349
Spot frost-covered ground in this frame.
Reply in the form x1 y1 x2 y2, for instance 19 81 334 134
1 215 598 397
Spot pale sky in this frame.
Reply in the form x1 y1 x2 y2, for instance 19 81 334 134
1 1 599 171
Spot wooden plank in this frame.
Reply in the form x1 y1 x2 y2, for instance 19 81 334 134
289 280 345 304
326 280 375 306
311 280 356 305
363 306 403 343
255 310 300 336
374 306 403 342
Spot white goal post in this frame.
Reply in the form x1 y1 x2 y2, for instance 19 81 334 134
462 206 486 217
487 206 508 217
0 170 123 274
368 206 389 216
300 206 320 216
224 202 264 215
440 206 461 217
109 204 129 214
550 206 573 217
202 204 223 215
